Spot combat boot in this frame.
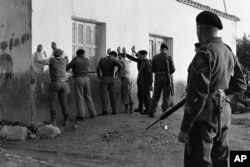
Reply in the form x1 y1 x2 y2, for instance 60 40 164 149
44 112 56 126
64 114 70 127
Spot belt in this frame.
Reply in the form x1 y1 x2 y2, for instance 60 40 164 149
156 71 166 74
52 80 67 82
102 75 113 77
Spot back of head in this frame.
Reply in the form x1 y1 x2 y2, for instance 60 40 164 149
160 43 168 50
53 49 63 57
76 49 85 57
196 11 223 30
138 50 148 58
109 51 118 58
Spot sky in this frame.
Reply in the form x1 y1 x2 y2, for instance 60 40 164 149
225 0 250 38
196 0 249 38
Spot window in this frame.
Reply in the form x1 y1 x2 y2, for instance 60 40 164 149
72 20 99 72
149 35 173 58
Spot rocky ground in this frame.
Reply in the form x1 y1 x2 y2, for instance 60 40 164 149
0 108 250 167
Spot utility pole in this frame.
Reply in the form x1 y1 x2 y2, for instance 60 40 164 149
223 0 227 13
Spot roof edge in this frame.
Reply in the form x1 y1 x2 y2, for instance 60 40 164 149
176 0 240 22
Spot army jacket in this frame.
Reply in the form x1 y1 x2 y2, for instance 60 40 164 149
138 58 153 86
181 37 247 133
152 53 175 74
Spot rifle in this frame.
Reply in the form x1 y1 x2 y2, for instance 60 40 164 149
145 98 186 130
166 58 174 96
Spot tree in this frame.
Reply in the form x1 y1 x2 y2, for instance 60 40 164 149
237 33 250 71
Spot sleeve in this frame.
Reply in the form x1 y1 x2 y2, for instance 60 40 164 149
96 60 101 78
168 56 175 74
180 52 211 133
114 59 122 72
225 56 247 95
66 59 74 71
125 54 139 62
36 56 50 65
145 62 153 85
151 57 156 73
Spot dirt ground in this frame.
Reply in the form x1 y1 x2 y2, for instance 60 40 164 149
0 108 250 167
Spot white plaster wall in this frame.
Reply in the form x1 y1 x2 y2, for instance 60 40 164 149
32 0 72 57
0 0 31 73
147 0 237 80
32 0 237 81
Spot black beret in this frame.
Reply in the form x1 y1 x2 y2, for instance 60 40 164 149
160 43 168 50
138 50 148 55
196 11 223 30
53 49 63 57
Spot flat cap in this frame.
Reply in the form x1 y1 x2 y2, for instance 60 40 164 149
53 49 63 57
138 50 148 55
196 11 223 30
160 43 168 50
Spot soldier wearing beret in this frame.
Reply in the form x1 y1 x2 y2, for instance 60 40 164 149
137 50 152 115
178 11 247 167
148 43 175 117
37 48 70 126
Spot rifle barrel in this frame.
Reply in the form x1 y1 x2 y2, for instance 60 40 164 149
145 98 186 130
145 119 161 131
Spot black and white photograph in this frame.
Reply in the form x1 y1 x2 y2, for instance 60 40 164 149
0 0 250 166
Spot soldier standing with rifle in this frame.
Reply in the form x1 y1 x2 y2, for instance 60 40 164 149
178 11 247 167
148 43 175 117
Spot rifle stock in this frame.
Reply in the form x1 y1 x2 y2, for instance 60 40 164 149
166 59 174 96
145 98 186 131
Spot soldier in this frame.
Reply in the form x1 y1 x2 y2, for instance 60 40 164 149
66 49 97 120
96 51 122 115
137 50 153 115
178 11 247 167
36 49 70 126
149 43 175 117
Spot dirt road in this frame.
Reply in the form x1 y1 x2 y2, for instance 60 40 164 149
0 109 250 167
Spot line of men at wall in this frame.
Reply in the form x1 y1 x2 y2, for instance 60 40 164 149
34 41 175 126
33 11 249 167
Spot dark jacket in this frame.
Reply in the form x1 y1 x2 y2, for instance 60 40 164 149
138 59 152 86
181 37 247 133
96 56 121 78
152 53 175 74
49 57 67 81
66 55 89 78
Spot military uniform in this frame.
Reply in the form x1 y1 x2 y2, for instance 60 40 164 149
138 58 152 113
149 47 175 116
96 54 121 115
181 37 246 167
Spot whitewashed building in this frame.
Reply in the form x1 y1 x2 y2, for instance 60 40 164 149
0 0 239 124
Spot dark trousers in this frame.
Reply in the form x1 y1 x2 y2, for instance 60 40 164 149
75 77 96 118
139 82 151 112
121 77 134 105
48 81 68 117
150 74 171 112
100 77 117 114
137 82 144 111
184 123 229 167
